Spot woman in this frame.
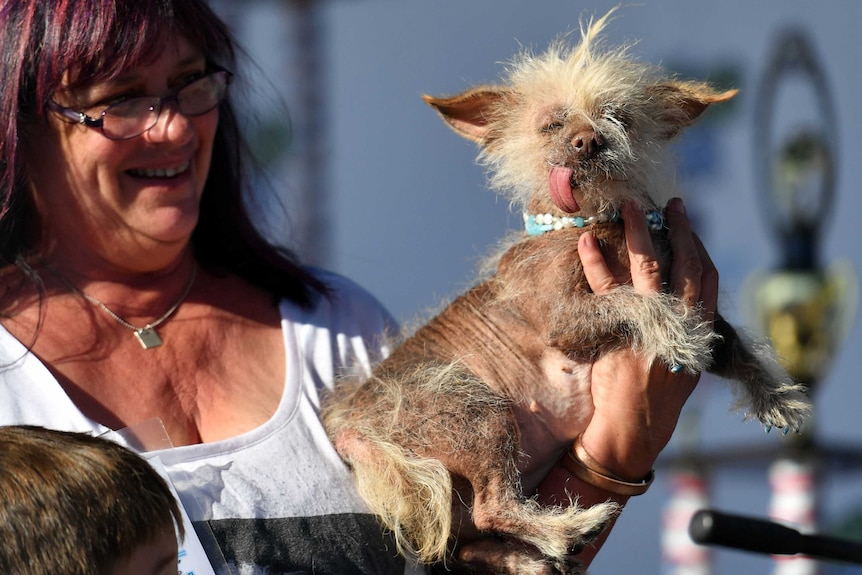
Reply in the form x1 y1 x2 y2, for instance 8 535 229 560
0 1 715 573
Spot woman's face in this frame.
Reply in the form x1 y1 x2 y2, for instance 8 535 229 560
26 35 218 273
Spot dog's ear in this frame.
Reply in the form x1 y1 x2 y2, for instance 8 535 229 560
649 82 738 138
422 87 512 145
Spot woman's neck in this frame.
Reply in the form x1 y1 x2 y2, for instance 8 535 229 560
39 250 198 319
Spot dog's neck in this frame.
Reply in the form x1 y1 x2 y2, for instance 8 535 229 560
523 209 664 236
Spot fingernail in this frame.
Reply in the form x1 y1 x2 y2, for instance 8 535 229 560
581 230 595 248
668 197 686 215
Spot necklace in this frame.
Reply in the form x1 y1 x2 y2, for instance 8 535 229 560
523 209 665 236
52 263 197 350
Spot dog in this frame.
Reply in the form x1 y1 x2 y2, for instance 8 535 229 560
322 10 810 575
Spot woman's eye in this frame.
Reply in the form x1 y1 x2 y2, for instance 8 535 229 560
92 92 137 110
178 70 207 88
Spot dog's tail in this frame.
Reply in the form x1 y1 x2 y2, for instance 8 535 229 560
340 432 454 564
322 371 454 564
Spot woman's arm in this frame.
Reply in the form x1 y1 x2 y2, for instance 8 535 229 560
543 197 719 566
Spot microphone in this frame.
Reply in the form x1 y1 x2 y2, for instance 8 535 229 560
688 509 862 564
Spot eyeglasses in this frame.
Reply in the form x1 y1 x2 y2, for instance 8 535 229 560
48 70 232 140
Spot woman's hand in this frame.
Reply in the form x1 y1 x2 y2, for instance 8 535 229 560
576 198 718 482
532 197 719 568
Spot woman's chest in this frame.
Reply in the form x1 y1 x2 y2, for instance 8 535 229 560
20 300 287 445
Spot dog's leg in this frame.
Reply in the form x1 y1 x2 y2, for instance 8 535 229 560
464 474 617 565
549 285 719 374
547 286 809 430
710 317 811 431
456 537 588 575
366 362 618 570
326 360 613 567
450 415 617 570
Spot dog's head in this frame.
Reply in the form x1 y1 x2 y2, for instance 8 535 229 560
424 9 737 218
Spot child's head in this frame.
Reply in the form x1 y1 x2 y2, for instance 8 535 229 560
0 425 185 575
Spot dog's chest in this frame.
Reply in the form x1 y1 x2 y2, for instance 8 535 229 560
496 224 637 300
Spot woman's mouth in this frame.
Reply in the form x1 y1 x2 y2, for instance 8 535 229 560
127 161 190 179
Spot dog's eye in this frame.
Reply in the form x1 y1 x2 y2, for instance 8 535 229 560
542 121 565 134
602 105 631 129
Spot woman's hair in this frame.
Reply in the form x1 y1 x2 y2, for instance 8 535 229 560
0 425 185 575
0 0 324 306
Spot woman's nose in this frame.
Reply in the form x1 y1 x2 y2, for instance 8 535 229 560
144 101 194 145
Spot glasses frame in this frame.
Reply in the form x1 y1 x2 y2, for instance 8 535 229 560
47 70 233 141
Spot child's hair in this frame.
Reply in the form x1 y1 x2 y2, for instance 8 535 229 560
0 425 185 575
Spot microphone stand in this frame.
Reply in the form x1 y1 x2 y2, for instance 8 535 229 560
689 509 862 564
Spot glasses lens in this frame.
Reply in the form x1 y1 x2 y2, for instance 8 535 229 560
177 72 229 117
102 98 159 140
98 71 230 140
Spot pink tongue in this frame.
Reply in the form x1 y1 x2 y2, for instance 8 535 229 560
548 167 580 213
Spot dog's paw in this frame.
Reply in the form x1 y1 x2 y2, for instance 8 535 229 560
639 294 719 374
549 500 617 558
749 379 811 434
457 538 587 575
716 330 813 434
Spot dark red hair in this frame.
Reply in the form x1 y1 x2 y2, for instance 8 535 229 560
0 0 323 305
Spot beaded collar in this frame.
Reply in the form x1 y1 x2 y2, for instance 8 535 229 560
523 209 665 236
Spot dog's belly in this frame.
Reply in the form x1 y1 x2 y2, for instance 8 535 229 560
511 347 594 487
532 348 594 439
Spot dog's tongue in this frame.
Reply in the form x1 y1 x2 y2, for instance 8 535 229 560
548 167 580 213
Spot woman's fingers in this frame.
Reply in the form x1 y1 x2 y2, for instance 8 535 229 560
580 198 717 316
694 233 719 321
665 198 703 307
579 201 663 296
622 201 662 294
578 230 619 295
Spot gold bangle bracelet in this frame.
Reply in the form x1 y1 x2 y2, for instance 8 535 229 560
561 434 654 497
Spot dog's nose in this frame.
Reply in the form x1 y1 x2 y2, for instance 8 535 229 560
571 130 605 160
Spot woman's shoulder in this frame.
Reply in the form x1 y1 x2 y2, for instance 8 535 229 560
281 267 398 336
278 268 398 383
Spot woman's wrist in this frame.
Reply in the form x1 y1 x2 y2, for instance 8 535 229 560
561 433 654 496
577 416 660 483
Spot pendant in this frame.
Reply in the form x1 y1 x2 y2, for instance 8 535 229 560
134 327 164 349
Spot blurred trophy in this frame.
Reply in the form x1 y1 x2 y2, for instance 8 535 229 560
745 27 857 423
743 27 858 575
662 26 860 575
